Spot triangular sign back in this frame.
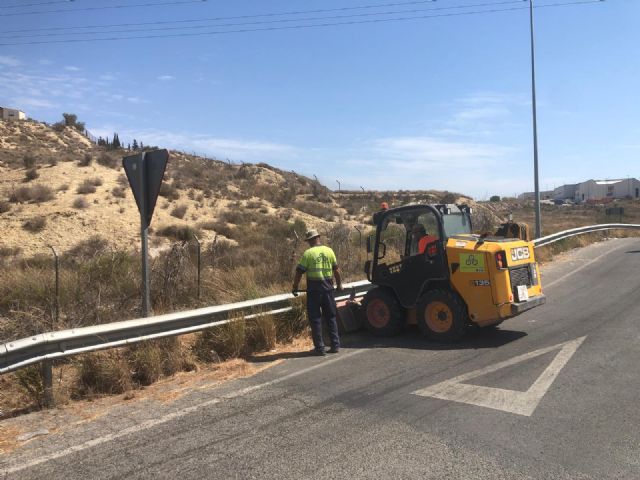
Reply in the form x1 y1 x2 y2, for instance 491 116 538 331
122 149 168 228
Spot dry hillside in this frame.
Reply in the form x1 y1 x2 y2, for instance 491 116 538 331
0 119 494 257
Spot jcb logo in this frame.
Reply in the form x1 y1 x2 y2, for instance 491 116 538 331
511 247 530 262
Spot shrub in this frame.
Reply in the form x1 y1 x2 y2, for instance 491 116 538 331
79 153 92 167
194 318 247 362
0 201 10 214
156 224 200 241
75 351 133 396
25 168 39 181
117 174 129 186
111 186 126 198
490 195 501 202
23 154 36 169
129 342 163 386
77 181 96 194
9 185 54 203
97 152 118 169
73 197 89 209
58 183 69 192
247 314 277 352
159 183 180 201
48 157 58 166
15 365 45 408
170 204 188 219
77 178 102 194
22 216 47 232
198 221 217 231
274 296 308 342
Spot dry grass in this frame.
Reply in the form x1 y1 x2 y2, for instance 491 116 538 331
24 168 39 182
75 351 133 397
111 186 126 198
72 197 89 209
8 184 54 203
22 215 47 232
76 177 102 194
170 204 188 219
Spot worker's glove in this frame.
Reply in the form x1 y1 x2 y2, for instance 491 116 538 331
291 289 299 297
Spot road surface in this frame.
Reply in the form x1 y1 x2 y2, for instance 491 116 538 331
2 237 639 479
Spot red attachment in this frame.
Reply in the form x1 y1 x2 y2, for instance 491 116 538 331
427 243 438 257
495 250 507 269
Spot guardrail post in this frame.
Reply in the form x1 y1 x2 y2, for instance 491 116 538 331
193 234 201 301
48 245 59 328
41 360 54 408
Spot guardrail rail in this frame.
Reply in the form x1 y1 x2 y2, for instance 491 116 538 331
2 223 639 406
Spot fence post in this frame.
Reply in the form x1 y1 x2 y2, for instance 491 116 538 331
41 360 54 408
193 234 201 301
48 245 59 328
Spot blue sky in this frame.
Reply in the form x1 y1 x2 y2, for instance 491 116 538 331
0 0 637 198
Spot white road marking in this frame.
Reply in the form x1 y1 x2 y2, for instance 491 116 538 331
412 337 586 416
544 240 631 289
1 349 365 475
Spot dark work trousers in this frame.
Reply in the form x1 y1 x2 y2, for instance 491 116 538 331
306 290 340 352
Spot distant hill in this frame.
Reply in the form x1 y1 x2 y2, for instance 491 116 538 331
0 118 496 256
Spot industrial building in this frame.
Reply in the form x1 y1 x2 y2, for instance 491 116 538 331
520 178 640 203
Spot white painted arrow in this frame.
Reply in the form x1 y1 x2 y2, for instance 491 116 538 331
412 336 587 417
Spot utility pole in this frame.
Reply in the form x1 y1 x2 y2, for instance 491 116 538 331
528 0 542 238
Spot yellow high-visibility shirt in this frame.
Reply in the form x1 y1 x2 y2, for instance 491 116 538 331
296 245 337 291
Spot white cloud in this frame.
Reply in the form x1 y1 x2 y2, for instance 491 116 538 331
64 66 81 72
92 127 298 163
0 55 21 67
13 97 57 108
157 75 174 81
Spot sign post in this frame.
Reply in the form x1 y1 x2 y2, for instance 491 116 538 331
123 149 169 317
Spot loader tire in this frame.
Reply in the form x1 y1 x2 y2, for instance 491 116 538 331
416 289 468 341
362 288 405 337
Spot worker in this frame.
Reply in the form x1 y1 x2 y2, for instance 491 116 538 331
411 225 438 255
292 229 343 356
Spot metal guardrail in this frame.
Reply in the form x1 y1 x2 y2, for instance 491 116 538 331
533 223 640 248
2 223 639 378
0 280 372 375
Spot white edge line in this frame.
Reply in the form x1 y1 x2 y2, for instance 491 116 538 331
1 349 365 475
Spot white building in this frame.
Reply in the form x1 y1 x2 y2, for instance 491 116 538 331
517 190 553 201
575 178 640 202
0 106 26 121
553 184 578 202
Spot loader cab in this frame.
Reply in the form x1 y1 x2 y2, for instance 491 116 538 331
365 204 472 308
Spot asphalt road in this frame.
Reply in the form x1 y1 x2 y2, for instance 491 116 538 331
2 237 640 479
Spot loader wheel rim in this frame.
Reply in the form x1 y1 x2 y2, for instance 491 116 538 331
367 298 390 329
425 301 453 333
